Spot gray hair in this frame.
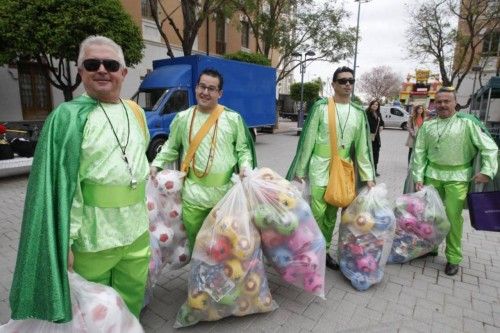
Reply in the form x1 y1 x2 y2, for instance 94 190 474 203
77 35 126 68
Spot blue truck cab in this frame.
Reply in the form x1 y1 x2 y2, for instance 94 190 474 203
133 55 277 160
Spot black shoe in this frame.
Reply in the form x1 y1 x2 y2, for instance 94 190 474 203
445 263 459 276
375 172 381 177
326 254 339 270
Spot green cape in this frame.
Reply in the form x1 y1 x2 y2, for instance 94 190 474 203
9 95 96 323
286 98 375 189
403 112 498 194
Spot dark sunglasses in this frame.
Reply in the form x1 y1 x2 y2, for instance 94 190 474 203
335 78 355 85
82 58 121 72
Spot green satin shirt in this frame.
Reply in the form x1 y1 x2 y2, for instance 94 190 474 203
70 96 150 252
412 113 498 182
295 101 374 186
152 105 253 208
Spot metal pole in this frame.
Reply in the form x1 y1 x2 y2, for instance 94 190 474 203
352 0 362 97
470 71 478 114
298 57 305 129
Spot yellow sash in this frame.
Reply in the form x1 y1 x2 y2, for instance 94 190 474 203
181 105 224 173
125 100 147 139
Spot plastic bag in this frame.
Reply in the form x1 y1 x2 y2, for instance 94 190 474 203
0 272 143 333
388 185 450 263
174 176 277 328
145 169 190 303
338 184 395 291
244 167 326 298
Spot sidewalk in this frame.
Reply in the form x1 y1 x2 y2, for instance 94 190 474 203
0 128 499 332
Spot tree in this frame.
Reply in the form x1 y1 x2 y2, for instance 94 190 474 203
0 0 144 101
406 0 500 90
233 0 356 83
290 81 321 110
358 66 402 102
224 51 271 66
147 0 230 57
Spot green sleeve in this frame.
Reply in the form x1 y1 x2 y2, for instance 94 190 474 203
69 175 83 248
412 123 428 182
467 121 499 179
235 115 253 170
295 102 322 177
151 114 183 168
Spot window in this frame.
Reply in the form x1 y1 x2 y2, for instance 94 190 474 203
482 31 499 56
216 14 226 54
390 108 404 117
161 90 188 115
241 21 250 48
141 0 156 19
18 62 53 120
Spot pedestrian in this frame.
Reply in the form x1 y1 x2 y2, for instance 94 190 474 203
9 35 151 322
411 86 498 276
150 68 256 252
286 66 375 270
366 100 384 176
406 104 427 163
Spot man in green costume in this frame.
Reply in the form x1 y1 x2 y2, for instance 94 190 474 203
412 87 498 276
9 36 150 322
150 68 256 251
287 66 375 270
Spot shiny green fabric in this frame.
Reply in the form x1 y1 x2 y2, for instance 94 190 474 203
412 113 498 182
81 181 146 208
286 98 375 185
182 200 213 252
10 95 95 323
70 98 150 252
310 185 339 248
152 105 256 208
73 231 151 317
425 178 468 265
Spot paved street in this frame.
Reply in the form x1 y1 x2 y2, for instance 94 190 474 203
1 125 499 332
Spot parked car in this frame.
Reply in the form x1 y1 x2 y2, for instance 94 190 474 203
380 105 409 130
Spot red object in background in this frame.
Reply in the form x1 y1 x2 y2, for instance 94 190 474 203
0 124 6 135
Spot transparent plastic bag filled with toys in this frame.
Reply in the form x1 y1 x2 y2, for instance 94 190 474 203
0 272 144 333
243 167 326 298
145 169 190 303
174 176 277 328
338 184 396 291
388 185 450 264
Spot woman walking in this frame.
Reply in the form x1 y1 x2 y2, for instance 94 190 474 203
366 100 384 177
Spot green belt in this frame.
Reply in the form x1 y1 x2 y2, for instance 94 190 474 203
81 181 146 208
188 169 233 187
313 144 350 159
428 161 471 171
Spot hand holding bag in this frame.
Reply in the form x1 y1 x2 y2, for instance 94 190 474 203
323 97 356 207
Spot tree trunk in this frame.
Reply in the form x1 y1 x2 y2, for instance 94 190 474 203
63 87 73 101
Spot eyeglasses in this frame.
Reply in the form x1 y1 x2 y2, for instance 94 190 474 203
335 78 355 85
82 59 121 72
196 84 219 93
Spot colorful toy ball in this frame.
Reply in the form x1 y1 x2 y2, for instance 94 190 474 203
187 290 209 311
416 223 435 240
303 273 323 293
353 213 375 233
206 236 233 262
269 247 293 268
243 272 261 296
223 259 245 280
356 254 378 273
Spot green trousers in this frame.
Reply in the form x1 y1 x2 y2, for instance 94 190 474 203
73 231 151 318
424 177 469 265
182 200 212 253
311 185 339 249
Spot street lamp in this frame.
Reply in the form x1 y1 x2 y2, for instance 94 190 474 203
292 50 316 130
353 0 371 97
469 65 482 114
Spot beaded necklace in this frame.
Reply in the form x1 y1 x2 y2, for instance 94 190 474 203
188 106 219 178
434 116 454 151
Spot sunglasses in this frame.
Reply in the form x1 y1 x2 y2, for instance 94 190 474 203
82 58 121 72
335 78 355 85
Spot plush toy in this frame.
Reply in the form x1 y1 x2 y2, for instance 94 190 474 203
282 265 301 283
187 291 209 311
215 216 239 242
223 259 245 280
404 196 426 217
176 304 200 327
232 236 255 260
356 254 378 273
170 245 190 268
397 215 418 233
373 209 395 231
206 236 233 263
242 272 261 296
347 243 365 257
341 211 356 225
256 167 278 181
303 273 323 293
234 297 253 316
147 197 159 221
278 191 298 210
150 223 174 247
274 211 299 235
253 205 280 229
255 291 274 312
352 213 375 233
416 223 435 240
287 225 315 252
218 287 241 306
261 229 287 248
295 251 319 273
166 202 182 224
156 170 184 195
269 247 293 268
350 272 370 291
